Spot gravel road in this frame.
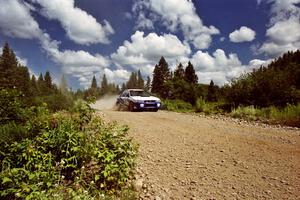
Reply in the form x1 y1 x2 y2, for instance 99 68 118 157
92 99 300 200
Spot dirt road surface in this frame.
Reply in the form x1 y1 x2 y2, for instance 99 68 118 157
92 99 300 199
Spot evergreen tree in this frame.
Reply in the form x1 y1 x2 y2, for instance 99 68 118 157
185 61 198 85
30 75 38 96
91 75 97 88
121 83 126 91
137 70 144 89
145 76 151 91
174 63 185 80
37 73 46 95
100 74 108 94
207 80 217 102
44 71 53 90
0 42 18 88
151 56 171 98
127 72 138 89
15 66 31 96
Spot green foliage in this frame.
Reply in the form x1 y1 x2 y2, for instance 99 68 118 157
184 61 198 85
207 80 218 102
151 57 171 98
230 104 300 127
0 100 138 199
162 99 193 112
0 89 27 124
125 70 144 90
226 50 300 107
195 98 213 114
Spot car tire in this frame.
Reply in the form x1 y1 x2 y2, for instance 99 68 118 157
128 101 134 112
153 108 158 112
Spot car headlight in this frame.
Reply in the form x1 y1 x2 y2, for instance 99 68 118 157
140 103 145 108
157 102 161 107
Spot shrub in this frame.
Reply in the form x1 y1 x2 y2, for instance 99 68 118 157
231 105 260 120
0 100 138 199
195 98 212 114
230 104 300 127
0 89 27 124
162 99 193 112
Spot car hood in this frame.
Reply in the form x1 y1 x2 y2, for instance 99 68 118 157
130 96 160 102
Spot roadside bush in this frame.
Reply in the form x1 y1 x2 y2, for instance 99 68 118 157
195 98 212 114
231 105 260 120
230 104 300 127
0 89 27 124
41 94 74 112
162 99 193 112
0 99 138 199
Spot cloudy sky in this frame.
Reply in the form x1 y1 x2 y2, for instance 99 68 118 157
0 0 299 89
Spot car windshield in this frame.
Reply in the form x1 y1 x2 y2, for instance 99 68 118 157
130 90 151 97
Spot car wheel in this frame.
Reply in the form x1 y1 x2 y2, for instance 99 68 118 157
153 108 158 112
128 101 134 112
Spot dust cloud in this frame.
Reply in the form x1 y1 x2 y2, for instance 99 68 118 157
90 95 118 111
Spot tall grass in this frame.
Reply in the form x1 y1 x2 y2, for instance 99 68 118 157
195 98 214 114
231 104 300 127
162 99 193 112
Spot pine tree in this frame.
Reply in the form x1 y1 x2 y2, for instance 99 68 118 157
121 83 126 91
145 76 151 91
185 61 198 85
37 73 46 95
174 63 185 80
207 80 217 102
100 74 108 94
137 70 144 89
15 66 31 96
91 75 97 88
127 72 138 89
44 71 53 90
0 42 19 88
30 75 38 96
151 56 170 98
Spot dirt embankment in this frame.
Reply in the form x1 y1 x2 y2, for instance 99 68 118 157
93 98 300 200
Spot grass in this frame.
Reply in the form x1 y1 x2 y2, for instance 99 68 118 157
231 104 300 127
162 99 193 112
162 96 300 127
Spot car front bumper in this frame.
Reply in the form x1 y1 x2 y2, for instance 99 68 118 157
133 101 161 110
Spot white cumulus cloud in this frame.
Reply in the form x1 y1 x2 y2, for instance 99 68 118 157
30 0 114 45
111 31 191 75
229 26 256 43
0 0 42 39
190 49 247 85
258 0 300 56
133 0 219 49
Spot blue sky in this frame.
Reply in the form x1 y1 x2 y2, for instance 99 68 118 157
0 0 299 89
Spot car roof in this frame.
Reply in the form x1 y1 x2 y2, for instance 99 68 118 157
126 89 144 92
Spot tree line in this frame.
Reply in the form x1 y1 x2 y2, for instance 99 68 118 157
2 41 299 111
0 42 73 111
147 50 299 109
224 50 300 108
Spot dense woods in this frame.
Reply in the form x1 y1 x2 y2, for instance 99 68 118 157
149 51 300 109
225 51 300 108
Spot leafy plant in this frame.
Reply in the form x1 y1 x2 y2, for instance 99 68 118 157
0 99 138 199
162 99 193 112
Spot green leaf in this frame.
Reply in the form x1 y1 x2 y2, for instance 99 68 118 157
2 177 12 184
95 175 100 181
